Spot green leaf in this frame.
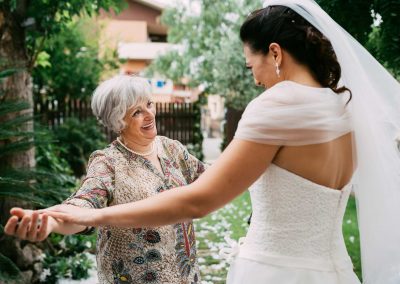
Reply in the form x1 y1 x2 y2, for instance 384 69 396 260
35 51 52 68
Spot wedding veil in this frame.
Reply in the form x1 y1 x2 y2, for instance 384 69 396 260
258 1 400 283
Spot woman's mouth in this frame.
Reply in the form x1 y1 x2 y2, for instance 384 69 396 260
141 121 155 130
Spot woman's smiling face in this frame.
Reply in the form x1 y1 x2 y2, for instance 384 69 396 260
122 99 157 144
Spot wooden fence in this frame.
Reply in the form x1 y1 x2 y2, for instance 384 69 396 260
33 96 197 144
223 107 244 147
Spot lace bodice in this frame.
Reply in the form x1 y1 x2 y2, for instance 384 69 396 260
243 164 353 265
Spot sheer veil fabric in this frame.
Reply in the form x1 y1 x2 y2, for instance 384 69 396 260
237 0 400 283
236 80 352 145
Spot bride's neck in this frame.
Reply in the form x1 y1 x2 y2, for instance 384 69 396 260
284 63 322 88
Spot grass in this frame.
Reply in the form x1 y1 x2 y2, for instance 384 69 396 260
342 195 362 279
194 192 251 284
195 191 362 283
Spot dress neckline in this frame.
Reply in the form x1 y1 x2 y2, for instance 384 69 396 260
269 163 352 193
114 136 167 180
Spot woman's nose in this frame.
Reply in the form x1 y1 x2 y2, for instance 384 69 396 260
144 109 155 119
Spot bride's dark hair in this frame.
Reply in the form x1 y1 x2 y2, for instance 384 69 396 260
240 6 351 100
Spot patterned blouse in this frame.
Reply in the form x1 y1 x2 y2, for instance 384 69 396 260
64 136 206 284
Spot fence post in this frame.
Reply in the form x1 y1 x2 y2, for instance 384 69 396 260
223 107 244 149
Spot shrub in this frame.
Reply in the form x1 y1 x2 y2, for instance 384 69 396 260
52 118 107 177
41 234 96 283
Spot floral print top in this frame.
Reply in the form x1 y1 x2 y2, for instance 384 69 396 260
64 136 206 284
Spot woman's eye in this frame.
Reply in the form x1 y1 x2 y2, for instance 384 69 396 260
132 110 140 117
147 101 154 107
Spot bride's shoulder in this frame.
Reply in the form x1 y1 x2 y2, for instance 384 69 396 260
260 81 292 97
252 81 335 108
248 81 302 109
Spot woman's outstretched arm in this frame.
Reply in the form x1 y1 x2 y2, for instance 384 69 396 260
44 139 280 228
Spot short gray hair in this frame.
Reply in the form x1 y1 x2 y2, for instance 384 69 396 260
91 75 152 132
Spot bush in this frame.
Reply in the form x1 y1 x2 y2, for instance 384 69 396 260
34 125 79 205
32 125 98 283
41 234 96 283
52 118 107 177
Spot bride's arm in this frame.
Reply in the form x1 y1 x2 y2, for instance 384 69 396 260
46 139 280 228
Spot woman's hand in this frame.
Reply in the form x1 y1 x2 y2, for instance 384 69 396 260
41 204 102 227
4 208 52 242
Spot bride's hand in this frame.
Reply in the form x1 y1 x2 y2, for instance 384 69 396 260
40 205 102 227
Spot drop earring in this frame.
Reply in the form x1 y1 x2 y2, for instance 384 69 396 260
275 62 281 78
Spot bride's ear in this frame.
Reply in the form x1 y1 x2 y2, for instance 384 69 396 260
269 43 282 66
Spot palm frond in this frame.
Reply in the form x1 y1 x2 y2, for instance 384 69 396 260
0 139 35 158
0 253 21 281
0 167 74 207
0 68 20 79
0 67 75 207
0 100 31 116
0 114 34 130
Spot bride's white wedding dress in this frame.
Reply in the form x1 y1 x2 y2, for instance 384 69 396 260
226 164 361 284
219 80 360 283
254 3 400 282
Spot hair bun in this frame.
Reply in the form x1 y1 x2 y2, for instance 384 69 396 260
306 26 321 44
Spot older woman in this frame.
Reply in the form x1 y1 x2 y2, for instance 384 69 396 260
5 75 205 284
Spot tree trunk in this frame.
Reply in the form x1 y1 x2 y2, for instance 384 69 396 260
0 4 42 283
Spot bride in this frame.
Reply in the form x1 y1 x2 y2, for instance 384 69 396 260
16 0 400 283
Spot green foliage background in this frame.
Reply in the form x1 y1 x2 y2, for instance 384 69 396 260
33 17 119 100
146 0 264 110
317 0 400 78
0 0 122 281
147 0 400 111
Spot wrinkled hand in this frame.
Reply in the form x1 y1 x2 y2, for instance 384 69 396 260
4 208 52 242
40 204 101 227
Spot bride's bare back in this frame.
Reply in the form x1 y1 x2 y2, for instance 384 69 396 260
273 133 354 190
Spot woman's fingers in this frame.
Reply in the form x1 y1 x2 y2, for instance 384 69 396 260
37 204 64 215
42 204 80 222
43 210 72 222
27 211 39 241
42 205 98 227
15 215 31 239
10 207 32 218
37 214 49 241
4 216 19 236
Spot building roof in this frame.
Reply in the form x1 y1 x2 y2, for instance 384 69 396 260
133 0 168 11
